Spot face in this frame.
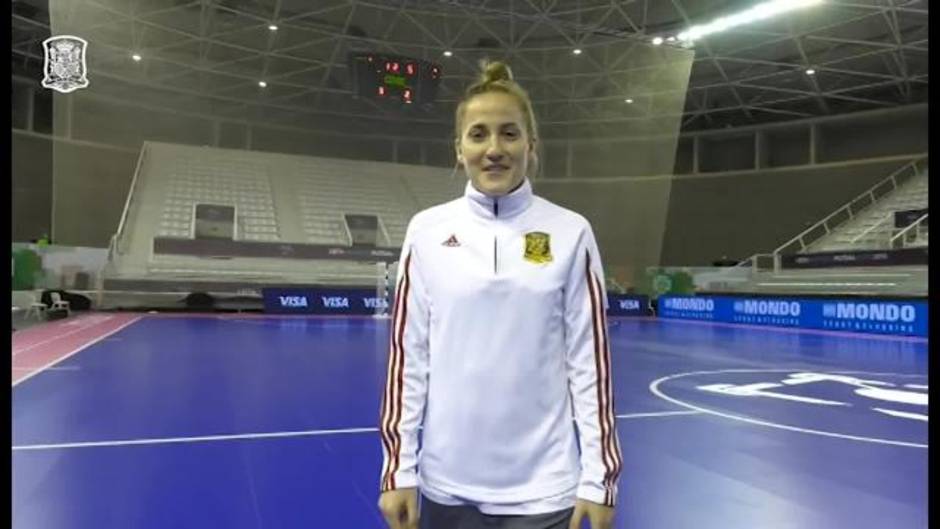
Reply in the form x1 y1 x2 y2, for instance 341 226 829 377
456 92 536 196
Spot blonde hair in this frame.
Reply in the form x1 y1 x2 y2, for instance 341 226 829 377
454 60 539 145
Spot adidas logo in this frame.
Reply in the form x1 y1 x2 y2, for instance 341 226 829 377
442 234 461 247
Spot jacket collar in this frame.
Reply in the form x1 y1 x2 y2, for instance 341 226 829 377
464 178 533 220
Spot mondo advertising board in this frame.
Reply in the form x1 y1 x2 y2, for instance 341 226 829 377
657 295 926 337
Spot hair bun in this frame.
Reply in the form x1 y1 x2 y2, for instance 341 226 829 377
479 60 514 84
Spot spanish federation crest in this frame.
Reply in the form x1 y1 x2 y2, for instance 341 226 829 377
523 231 553 264
42 36 89 94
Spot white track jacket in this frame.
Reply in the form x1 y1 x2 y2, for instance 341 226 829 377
379 177 622 511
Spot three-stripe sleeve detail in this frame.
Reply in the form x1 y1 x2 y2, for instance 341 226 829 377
585 251 623 506
380 252 412 491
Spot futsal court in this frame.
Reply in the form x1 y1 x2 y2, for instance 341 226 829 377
12 312 927 528
11 0 929 527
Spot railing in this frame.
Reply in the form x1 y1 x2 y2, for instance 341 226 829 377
737 156 926 272
113 142 150 256
890 213 928 249
733 253 779 273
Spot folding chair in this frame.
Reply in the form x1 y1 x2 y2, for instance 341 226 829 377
49 292 71 316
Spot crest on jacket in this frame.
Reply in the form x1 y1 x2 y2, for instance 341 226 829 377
523 232 553 264
42 36 89 94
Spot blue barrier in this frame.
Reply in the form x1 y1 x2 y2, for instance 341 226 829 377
607 294 651 316
657 295 927 338
262 288 387 315
263 288 651 318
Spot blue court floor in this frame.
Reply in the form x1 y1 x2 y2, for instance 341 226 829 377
12 315 928 528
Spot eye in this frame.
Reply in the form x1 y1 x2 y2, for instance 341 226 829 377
469 129 486 140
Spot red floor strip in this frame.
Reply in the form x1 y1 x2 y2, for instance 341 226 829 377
12 313 143 386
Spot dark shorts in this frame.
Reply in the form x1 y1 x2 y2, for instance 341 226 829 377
419 495 574 529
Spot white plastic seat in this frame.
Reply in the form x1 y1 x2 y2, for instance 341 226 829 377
25 300 47 320
50 292 71 315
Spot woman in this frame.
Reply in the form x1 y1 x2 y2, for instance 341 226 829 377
379 60 622 529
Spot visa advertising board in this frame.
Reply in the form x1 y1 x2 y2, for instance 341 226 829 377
607 295 651 316
262 288 388 315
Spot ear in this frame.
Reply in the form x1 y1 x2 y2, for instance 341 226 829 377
527 140 539 176
455 140 464 164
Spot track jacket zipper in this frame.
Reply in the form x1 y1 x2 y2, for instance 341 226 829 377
493 200 499 274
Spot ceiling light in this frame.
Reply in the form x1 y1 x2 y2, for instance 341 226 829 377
131 54 142 62
443 50 453 57
652 37 664 46
258 81 267 88
667 36 677 42
625 98 634 104
268 24 278 31
677 0 823 43
805 68 816 75
573 48 582 55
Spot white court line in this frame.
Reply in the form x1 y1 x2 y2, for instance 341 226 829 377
11 410 700 452
12 316 143 388
12 317 115 356
649 369 928 449
615 410 700 419
872 408 929 422
12 426 379 452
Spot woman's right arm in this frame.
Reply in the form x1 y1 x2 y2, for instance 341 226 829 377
379 218 431 494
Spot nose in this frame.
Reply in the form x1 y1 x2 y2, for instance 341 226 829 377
485 142 506 163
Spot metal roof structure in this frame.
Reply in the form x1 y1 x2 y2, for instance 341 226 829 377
12 0 928 132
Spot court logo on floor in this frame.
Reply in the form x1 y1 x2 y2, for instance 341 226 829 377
652 369 927 448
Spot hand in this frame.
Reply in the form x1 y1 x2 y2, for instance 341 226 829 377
378 487 420 529
568 498 615 529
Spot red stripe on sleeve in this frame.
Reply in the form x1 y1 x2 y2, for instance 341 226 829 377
380 252 411 491
585 253 615 503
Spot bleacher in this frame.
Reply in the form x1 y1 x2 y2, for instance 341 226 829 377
293 161 414 246
808 170 928 252
160 158 279 241
402 170 467 211
730 157 928 298
103 142 464 295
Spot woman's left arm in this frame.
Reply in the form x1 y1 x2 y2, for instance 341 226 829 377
563 221 623 515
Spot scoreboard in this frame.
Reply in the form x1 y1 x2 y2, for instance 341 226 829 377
349 52 442 105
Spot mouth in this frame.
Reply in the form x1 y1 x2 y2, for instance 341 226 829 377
483 165 509 172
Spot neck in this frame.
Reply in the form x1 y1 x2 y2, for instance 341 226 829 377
464 177 533 220
472 178 525 198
